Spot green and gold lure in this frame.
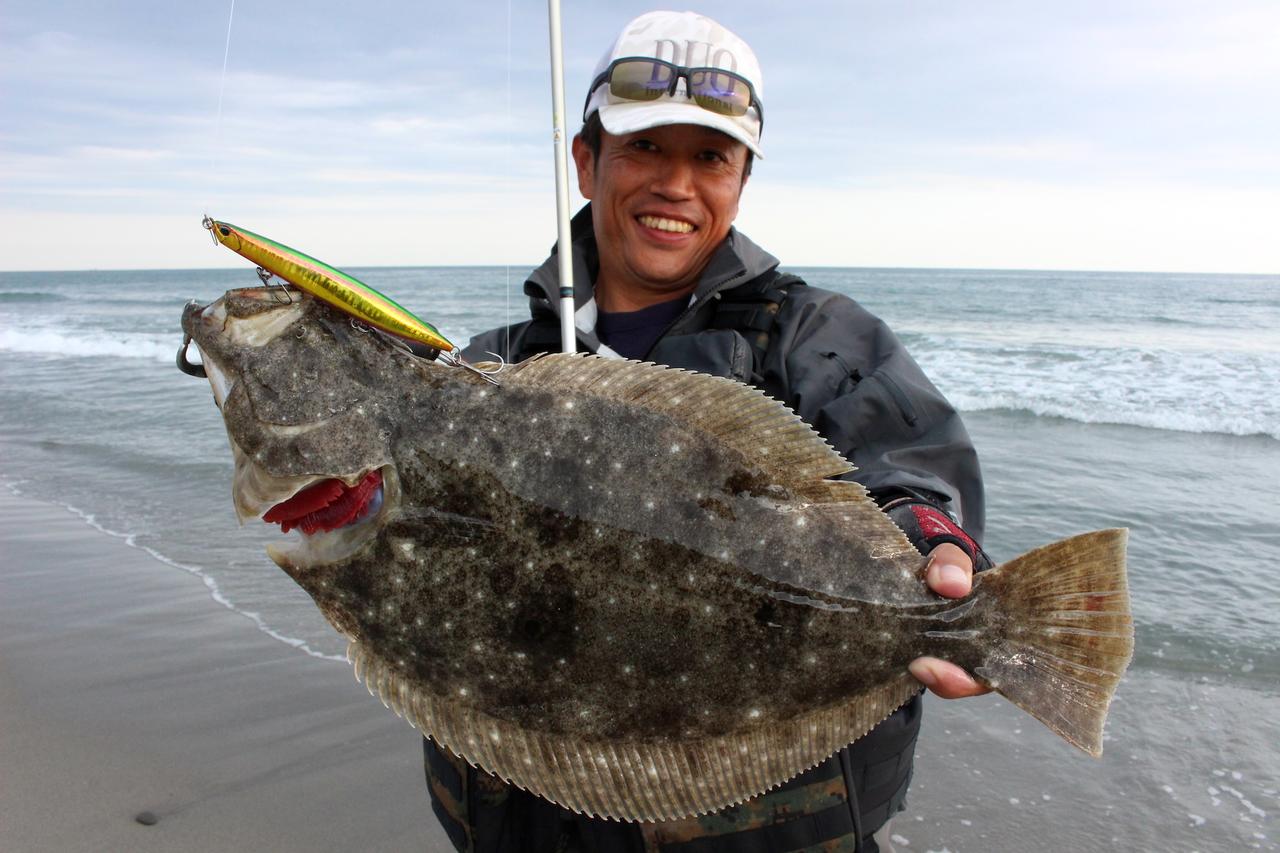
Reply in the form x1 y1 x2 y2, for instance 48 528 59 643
203 216 455 353
200 217 500 384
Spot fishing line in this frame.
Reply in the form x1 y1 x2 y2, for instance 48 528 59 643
208 0 237 213
504 0 513 361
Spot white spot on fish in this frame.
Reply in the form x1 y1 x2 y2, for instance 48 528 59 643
805 654 817 666
645 500 655 510
795 517 807 527
458 687 468 697
443 620 453 631
748 709 761 719
704 604 713 614
472 642 483 653
622 664 633 675
612 461 623 471
670 444 681 453
564 401 574 410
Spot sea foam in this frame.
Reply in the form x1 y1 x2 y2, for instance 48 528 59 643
0 327 177 362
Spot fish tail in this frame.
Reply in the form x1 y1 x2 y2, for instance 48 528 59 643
966 528 1133 756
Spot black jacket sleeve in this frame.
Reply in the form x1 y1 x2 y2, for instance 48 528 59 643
760 286 986 545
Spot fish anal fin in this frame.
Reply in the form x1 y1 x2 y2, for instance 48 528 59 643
349 639 921 821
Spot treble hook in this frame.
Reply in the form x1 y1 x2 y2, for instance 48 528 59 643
257 267 295 304
440 349 503 387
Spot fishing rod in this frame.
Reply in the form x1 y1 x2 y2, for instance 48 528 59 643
546 0 577 354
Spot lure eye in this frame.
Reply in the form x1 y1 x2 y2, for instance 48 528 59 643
219 227 230 236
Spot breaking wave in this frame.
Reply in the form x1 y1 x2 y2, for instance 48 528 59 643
913 340 1280 441
0 327 176 361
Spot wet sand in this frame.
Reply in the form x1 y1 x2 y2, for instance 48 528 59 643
0 489 452 852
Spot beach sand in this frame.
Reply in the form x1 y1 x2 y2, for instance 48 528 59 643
0 489 452 852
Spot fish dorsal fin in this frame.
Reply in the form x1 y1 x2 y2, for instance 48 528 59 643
351 639 922 821
507 353 854 491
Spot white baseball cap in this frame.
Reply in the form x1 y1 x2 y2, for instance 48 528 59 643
583 11 764 157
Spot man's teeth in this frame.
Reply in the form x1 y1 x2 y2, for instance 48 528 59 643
639 215 694 234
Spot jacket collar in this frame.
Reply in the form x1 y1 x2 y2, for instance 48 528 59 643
524 204 780 336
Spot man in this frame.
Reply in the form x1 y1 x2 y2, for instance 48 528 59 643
426 11 990 852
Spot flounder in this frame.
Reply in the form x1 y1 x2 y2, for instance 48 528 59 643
180 287 1133 821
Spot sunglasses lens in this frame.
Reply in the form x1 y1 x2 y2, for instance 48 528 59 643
687 69 751 116
608 60 674 102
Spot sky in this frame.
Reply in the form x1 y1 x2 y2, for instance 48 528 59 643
2 0 1278 273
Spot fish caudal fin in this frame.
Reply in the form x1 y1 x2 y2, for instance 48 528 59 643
971 528 1133 756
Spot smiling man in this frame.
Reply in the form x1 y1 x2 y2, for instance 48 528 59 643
429 11 990 853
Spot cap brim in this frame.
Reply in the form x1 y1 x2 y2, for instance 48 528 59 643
597 100 763 158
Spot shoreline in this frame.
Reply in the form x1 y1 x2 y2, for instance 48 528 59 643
0 489 451 852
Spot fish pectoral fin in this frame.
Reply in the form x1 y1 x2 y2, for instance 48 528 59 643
395 507 495 543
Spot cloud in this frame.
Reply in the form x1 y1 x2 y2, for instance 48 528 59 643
2 0 1278 271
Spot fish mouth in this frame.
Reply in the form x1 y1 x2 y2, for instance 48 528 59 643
262 466 398 571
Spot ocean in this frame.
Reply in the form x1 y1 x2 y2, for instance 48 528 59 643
1 265 1277 851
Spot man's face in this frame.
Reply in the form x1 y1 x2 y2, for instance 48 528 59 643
572 123 749 309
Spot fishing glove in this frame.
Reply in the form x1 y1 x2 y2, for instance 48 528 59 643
881 493 993 572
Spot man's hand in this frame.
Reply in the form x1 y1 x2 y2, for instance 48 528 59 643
907 543 992 699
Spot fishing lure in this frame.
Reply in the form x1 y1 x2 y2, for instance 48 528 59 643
198 216 500 384
203 216 454 352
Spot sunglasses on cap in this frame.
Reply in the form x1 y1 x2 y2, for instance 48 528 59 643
584 57 764 132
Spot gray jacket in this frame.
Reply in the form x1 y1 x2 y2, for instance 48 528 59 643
465 205 985 541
